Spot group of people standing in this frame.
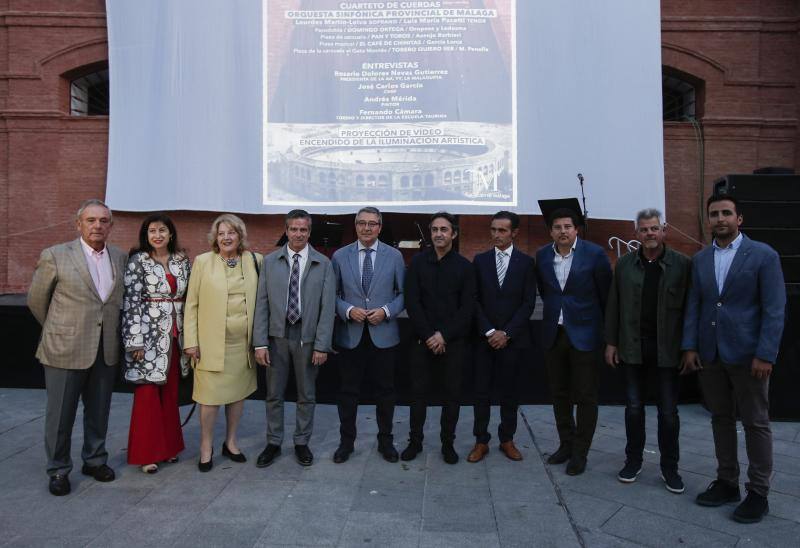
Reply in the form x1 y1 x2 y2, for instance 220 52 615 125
27 194 785 525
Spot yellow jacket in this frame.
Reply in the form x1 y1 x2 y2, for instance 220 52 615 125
183 251 262 372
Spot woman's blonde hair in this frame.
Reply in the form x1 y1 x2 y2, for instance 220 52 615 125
208 213 249 254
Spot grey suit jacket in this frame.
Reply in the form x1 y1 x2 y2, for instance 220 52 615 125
253 244 336 352
27 238 127 369
331 241 405 349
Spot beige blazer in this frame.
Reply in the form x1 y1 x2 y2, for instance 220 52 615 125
27 238 127 370
183 251 262 372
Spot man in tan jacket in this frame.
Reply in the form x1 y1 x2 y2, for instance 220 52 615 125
27 199 127 496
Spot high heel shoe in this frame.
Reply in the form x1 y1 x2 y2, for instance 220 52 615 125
222 443 247 463
198 448 213 472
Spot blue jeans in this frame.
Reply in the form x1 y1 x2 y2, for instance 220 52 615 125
623 339 680 472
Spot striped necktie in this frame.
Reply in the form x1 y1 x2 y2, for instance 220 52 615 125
496 250 508 287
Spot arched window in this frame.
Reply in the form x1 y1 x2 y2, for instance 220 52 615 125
662 67 704 121
69 63 109 116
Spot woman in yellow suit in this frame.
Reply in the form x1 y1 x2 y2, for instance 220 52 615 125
184 214 262 472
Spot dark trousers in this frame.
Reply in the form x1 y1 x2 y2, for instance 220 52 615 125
43 341 117 477
473 342 523 444
699 360 772 497
337 326 397 447
623 338 680 471
544 326 598 457
409 338 466 445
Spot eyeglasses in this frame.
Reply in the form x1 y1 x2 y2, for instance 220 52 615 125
356 221 381 228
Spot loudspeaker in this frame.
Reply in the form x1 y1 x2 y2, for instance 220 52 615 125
714 174 800 201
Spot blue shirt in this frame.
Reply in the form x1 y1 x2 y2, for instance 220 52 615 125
713 232 743 294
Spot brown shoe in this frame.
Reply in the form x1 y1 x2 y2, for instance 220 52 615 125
467 443 490 463
499 441 523 461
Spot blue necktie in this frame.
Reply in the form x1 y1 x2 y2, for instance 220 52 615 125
362 248 374 295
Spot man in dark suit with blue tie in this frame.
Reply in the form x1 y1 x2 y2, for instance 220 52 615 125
536 208 612 475
467 211 536 463
331 207 406 463
682 194 786 523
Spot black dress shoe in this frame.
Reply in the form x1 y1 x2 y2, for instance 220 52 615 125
198 449 213 473
81 463 116 482
565 454 587 476
696 479 741 507
48 474 71 496
222 443 247 463
256 444 281 468
378 443 399 463
295 444 314 466
441 444 459 465
546 444 572 465
400 442 422 462
733 491 769 523
333 444 353 464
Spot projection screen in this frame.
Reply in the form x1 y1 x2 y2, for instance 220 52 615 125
106 0 664 219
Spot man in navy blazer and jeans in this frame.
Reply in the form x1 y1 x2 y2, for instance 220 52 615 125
682 194 786 523
468 211 536 463
536 208 612 475
331 207 405 463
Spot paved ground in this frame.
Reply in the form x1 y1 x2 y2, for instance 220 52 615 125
0 388 798 547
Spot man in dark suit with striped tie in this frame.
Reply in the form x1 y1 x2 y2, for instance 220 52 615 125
468 211 537 463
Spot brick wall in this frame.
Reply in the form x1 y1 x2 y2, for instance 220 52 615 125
1 0 798 292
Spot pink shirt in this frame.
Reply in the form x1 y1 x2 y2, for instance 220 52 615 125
80 237 114 301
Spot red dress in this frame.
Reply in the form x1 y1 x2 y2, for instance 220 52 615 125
127 273 185 464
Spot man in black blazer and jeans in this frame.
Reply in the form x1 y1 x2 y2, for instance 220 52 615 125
468 211 537 463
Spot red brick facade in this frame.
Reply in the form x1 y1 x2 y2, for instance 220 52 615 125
1 1 798 293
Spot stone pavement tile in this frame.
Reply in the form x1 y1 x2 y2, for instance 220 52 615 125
772 437 800 458
194 478 294 523
3 536 96 548
767 489 800 522
772 470 800 498
493 499 578 548
559 488 624 530
419 531 501 548
337 511 421 547
601 506 739 547
425 483 491 503
255 480 357 546
351 481 424 515
171 519 267 548
423 452 490 487
734 520 800 547
421 498 495 533
581 530 653 548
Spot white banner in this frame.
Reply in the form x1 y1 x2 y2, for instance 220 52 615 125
106 0 664 220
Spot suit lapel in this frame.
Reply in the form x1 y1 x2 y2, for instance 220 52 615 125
348 243 362 297
541 246 560 293
501 248 521 291
700 248 720 298
720 236 751 299
368 242 387 298
68 239 102 301
562 240 582 293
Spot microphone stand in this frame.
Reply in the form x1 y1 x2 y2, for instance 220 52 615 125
577 173 589 238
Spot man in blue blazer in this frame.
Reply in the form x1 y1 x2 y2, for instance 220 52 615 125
682 194 786 523
535 208 612 475
331 207 406 463
468 211 536 463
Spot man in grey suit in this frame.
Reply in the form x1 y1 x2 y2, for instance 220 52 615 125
254 209 336 468
331 207 405 463
27 199 127 496
682 194 786 523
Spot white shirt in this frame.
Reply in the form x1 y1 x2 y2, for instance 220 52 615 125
286 244 309 315
485 245 514 337
712 232 743 294
346 240 391 319
80 237 113 302
552 238 577 325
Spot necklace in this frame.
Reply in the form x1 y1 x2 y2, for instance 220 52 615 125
220 255 239 268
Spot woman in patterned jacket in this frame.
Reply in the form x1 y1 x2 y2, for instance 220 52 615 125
122 213 191 473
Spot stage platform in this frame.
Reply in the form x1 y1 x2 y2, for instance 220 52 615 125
1 389 799 547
